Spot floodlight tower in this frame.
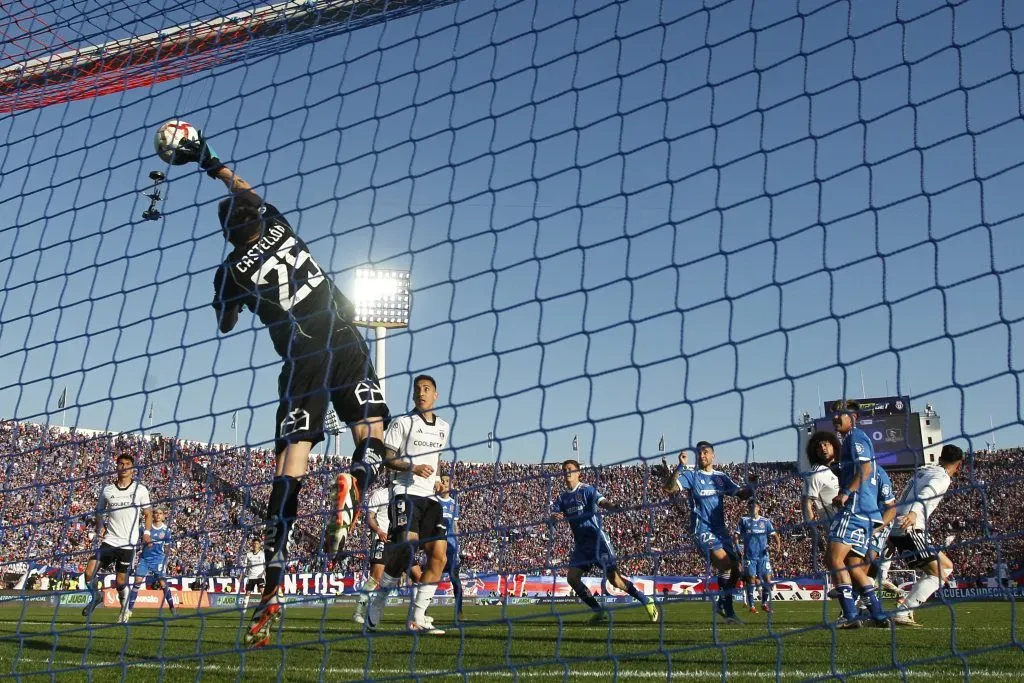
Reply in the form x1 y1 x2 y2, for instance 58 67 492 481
352 268 411 396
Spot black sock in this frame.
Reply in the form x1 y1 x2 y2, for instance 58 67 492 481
572 581 601 611
622 579 650 605
262 475 302 603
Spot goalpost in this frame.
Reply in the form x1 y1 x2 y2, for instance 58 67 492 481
1 0 1021 680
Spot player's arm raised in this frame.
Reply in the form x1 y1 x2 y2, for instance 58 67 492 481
653 453 683 493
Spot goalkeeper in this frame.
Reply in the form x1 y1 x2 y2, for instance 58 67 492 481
167 130 391 649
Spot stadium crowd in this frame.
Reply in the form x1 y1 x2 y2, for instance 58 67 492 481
1 420 1021 586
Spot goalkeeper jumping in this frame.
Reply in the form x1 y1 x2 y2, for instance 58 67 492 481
167 130 392 648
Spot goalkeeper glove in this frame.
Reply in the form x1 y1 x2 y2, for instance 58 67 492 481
176 130 226 178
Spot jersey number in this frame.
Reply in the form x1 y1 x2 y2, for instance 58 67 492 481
252 236 325 311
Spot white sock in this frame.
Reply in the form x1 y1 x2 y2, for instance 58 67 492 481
241 594 249 610
904 574 941 610
119 586 129 607
412 583 437 624
360 577 378 594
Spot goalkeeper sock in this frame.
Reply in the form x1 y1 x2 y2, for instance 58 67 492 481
622 579 649 605
858 584 885 621
570 581 602 611
262 475 303 601
904 574 941 610
411 583 438 624
837 584 857 620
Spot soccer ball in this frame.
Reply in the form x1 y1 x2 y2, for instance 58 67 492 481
154 120 199 165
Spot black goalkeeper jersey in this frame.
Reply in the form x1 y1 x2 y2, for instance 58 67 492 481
212 200 355 358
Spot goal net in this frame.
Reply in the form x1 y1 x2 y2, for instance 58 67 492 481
0 0 1021 680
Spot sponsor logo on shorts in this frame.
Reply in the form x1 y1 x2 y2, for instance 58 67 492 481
280 409 311 436
355 381 386 405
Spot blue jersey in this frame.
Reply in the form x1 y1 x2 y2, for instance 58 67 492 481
839 427 881 522
737 515 775 559
554 483 606 546
876 465 895 514
676 469 741 534
140 524 171 563
437 496 459 546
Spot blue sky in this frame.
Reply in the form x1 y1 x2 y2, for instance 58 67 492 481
1 0 1023 467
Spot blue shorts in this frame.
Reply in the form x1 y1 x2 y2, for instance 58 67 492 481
134 557 165 578
743 556 772 578
693 527 737 560
569 536 617 571
829 510 873 558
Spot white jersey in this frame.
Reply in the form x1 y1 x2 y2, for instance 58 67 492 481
891 465 951 536
366 487 391 535
802 465 840 521
384 412 450 499
244 551 265 580
96 480 151 549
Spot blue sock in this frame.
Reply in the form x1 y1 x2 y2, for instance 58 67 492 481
745 583 755 606
760 583 769 605
128 586 139 610
164 587 175 610
838 584 857 619
859 584 885 620
622 579 650 606
451 573 463 614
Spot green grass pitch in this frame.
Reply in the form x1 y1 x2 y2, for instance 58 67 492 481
0 600 1020 681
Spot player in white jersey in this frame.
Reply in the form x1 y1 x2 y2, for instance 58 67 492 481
801 431 841 576
81 454 152 618
366 375 451 635
802 431 841 526
240 539 265 610
353 484 391 624
887 444 964 627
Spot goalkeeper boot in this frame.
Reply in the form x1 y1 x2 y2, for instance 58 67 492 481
245 601 282 649
588 609 609 625
326 474 361 555
645 602 660 623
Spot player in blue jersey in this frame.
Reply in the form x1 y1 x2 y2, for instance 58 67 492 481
434 474 464 621
827 400 890 628
551 460 659 624
865 463 903 598
120 508 176 623
735 501 781 614
656 442 753 624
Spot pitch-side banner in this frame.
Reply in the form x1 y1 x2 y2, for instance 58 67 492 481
83 573 826 597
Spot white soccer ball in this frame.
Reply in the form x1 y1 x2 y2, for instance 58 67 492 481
154 120 199 165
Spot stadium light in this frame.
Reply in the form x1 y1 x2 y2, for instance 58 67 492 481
352 268 411 395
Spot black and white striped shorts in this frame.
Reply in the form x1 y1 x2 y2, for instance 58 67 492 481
886 529 939 568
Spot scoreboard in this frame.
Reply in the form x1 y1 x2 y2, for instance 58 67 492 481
810 412 923 469
822 395 910 418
